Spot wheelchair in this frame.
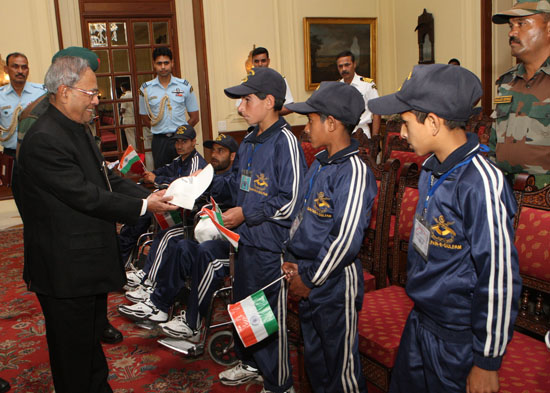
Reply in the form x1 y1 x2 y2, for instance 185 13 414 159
125 200 238 366
157 244 238 366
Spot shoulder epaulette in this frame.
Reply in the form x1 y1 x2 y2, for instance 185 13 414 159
359 77 374 83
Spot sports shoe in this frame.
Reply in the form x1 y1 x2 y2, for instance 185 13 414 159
118 298 168 322
126 269 146 288
159 310 201 342
125 284 154 303
219 361 263 386
260 387 295 393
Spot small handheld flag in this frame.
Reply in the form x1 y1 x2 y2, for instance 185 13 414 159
228 275 285 347
199 197 240 250
118 145 143 174
154 209 183 230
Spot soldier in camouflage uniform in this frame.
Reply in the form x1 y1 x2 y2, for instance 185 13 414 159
490 0 550 189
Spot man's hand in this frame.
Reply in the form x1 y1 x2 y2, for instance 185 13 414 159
142 171 156 183
146 190 178 213
282 262 311 299
466 366 499 393
222 207 245 229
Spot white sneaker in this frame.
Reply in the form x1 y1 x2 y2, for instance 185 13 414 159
260 387 295 393
219 361 263 386
159 310 201 342
126 269 146 288
125 284 154 303
545 331 550 350
118 298 168 322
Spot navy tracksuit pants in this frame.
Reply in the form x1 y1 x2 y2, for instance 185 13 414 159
118 212 153 263
142 227 185 283
233 245 293 393
150 239 229 327
389 308 474 393
300 259 366 393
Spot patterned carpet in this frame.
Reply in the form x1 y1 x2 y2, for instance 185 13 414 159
0 228 299 392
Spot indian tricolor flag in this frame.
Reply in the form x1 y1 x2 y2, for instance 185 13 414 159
154 209 183 230
118 145 142 174
199 197 240 250
228 289 278 347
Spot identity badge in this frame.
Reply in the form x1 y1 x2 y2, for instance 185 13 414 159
240 170 252 192
412 214 430 261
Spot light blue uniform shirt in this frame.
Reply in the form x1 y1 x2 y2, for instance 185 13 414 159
138 76 199 135
0 82 46 149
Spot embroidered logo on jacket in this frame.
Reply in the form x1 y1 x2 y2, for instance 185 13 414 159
250 173 268 196
429 215 462 249
307 192 332 218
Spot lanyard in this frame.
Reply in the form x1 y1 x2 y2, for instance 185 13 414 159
304 163 327 205
247 143 262 171
422 156 473 215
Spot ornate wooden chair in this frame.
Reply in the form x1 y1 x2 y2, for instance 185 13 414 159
358 158 400 290
498 179 550 392
357 163 419 392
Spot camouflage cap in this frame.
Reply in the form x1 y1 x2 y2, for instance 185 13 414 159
51 47 100 71
493 0 550 24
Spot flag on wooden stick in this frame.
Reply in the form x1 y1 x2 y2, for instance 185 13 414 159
118 145 143 174
228 275 284 347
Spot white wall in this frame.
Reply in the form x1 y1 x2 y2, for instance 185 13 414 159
0 1 59 85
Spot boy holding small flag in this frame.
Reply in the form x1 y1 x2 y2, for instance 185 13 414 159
282 82 376 393
213 67 306 393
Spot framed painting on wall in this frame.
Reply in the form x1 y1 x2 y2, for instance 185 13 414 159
303 17 377 91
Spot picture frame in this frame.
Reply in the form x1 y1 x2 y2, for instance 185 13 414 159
303 17 377 91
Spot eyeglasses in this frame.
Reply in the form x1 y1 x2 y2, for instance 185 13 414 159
68 86 100 99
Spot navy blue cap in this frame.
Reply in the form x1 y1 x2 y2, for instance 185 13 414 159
224 67 286 101
171 125 196 140
204 133 239 153
285 81 365 125
368 64 482 122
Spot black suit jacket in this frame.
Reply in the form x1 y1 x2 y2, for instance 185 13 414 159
18 105 150 298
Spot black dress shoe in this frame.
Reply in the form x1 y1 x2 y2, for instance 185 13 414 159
101 323 123 344
0 377 10 393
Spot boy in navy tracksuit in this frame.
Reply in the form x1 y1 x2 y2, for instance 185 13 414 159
213 67 306 393
369 64 522 393
282 82 376 393
118 125 206 263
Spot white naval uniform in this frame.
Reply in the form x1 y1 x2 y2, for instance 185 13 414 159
340 73 379 137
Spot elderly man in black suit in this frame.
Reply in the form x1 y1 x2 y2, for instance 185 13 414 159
17 56 177 392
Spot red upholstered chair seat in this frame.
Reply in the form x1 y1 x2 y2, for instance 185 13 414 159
357 286 413 368
498 332 550 392
514 207 550 280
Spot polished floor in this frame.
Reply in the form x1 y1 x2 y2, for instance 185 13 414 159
0 198 22 231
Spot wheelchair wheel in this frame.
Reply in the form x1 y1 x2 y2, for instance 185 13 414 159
207 330 238 366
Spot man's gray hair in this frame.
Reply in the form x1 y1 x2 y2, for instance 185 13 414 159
44 56 90 94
